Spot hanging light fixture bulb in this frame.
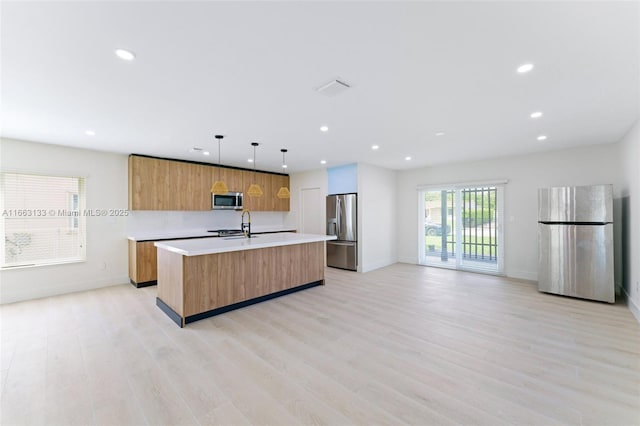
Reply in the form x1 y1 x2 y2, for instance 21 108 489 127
277 148 290 199
247 142 263 197
210 135 229 194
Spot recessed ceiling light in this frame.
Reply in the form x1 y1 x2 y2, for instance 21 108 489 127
530 111 543 118
203 151 210 156
435 132 445 136
247 158 253 163
189 147 203 153
320 126 329 132
371 145 379 150
115 49 136 61
517 63 534 73
320 160 327 164
85 130 96 136
537 135 548 141
405 156 412 161
282 165 288 169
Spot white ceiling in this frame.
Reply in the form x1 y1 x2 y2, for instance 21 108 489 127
1 1 639 174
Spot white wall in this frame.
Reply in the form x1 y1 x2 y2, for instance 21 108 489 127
396 143 624 281
127 210 286 235
619 120 640 321
359 163 397 272
0 138 129 304
285 169 328 233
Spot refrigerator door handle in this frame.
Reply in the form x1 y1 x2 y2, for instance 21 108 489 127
328 241 355 246
336 197 341 237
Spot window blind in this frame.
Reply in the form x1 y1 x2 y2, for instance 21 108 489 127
1 172 86 268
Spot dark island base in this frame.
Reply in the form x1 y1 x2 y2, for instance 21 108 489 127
157 280 323 328
130 279 157 288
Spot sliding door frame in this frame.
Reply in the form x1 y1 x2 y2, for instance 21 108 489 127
417 180 506 275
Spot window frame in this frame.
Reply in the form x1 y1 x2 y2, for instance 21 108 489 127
1 171 87 269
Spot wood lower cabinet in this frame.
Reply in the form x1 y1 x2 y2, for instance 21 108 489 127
128 240 158 287
129 154 288 211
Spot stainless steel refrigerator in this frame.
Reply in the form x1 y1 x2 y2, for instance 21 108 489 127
538 184 614 303
326 193 357 271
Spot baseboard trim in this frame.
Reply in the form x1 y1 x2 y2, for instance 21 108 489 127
156 297 184 327
0 275 130 305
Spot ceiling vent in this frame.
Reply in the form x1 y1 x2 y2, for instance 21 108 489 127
315 78 351 96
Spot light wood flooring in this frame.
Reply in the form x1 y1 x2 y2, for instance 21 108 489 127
1 263 639 425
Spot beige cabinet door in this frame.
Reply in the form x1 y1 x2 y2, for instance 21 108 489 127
129 156 172 210
215 167 244 193
270 175 290 211
242 170 271 211
129 155 286 212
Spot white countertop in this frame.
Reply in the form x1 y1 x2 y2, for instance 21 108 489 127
155 233 337 256
128 226 296 242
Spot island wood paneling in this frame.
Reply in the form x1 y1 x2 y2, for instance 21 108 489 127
183 254 218 317
245 246 277 299
273 245 293 292
158 241 325 325
156 248 185 317
216 251 247 308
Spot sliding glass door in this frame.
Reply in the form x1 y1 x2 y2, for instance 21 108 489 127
419 185 504 274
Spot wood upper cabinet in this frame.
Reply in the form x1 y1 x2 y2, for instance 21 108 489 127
184 162 214 210
241 171 290 212
129 156 172 210
129 154 288 211
129 156 211 211
270 174 290 212
242 170 271 211
213 166 243 193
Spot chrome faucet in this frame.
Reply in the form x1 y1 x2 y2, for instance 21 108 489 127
241 210 252 238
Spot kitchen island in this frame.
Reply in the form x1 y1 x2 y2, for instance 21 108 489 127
154 233 337 327
127 226 297 287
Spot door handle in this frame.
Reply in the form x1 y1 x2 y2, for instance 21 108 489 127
336 198 341 234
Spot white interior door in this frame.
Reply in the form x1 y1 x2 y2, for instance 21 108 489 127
300 187 323 234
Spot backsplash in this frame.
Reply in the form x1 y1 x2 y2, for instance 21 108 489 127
126 210 288 234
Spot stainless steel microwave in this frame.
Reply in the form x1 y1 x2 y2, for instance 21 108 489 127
212 192 243 210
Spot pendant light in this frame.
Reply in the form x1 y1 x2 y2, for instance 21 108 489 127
277 148 290 199
247 142 263 197
210 135 229 194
